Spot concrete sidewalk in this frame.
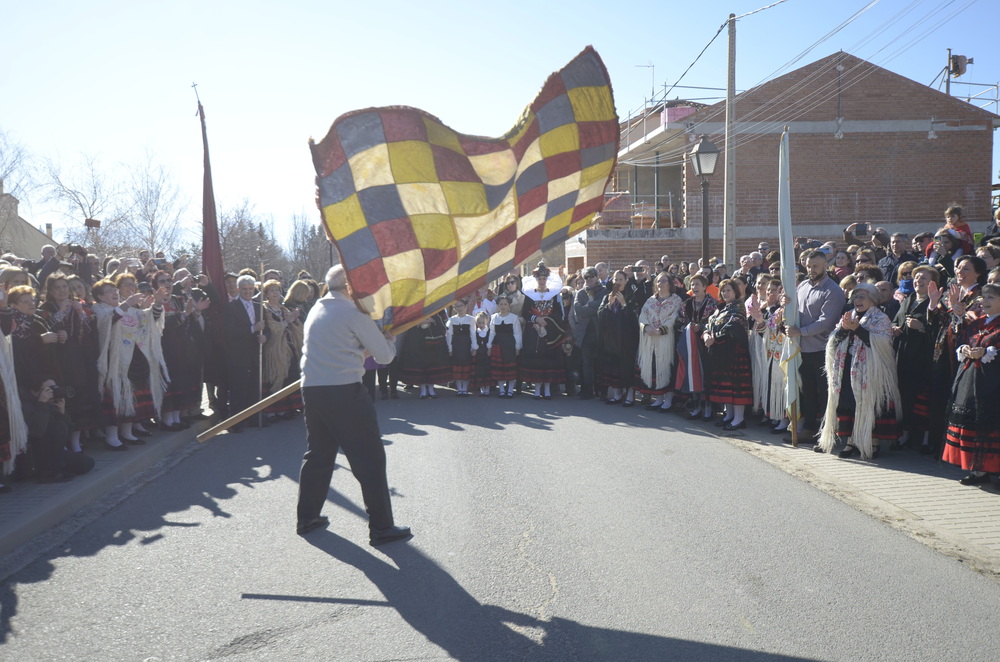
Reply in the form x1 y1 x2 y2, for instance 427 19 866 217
721 420 1000 580
0 421 212 560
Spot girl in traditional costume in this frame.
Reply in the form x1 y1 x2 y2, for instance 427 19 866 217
746 275 772 422
446 299 476 396
818 283 901 460
92 275 169 450
519 264 567 400
703 279 754 430
942 283 1000 487
472 311 492 396
635 272 681 411
675 274 716 420
748 277 790 433
487 295 522 398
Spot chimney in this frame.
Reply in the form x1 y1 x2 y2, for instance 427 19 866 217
46 223 53 238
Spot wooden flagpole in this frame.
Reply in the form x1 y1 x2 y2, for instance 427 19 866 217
197 379 301 443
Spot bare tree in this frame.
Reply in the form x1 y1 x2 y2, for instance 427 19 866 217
120 151 189 255
0 127 35 202
218 200 290 275
288 213 337 280
46 153 131 255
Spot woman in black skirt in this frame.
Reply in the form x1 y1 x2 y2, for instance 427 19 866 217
703 278 753 430
398 310 451 399
596 270 639 405
38 273 102 452
519 264 567 400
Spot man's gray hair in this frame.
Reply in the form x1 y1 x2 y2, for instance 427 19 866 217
583 267 598 278
325 265 349 292
236 274 256 289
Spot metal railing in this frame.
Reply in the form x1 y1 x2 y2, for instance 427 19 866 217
596 193 682 229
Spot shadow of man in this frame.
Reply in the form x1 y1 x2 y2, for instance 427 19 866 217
301 533 821 662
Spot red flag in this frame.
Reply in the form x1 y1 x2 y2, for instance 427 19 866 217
198 101 225 293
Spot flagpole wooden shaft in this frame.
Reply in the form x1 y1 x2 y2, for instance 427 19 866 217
197 379 302 443
789 401 799 447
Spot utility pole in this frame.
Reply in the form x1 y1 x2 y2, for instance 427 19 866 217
723 13 737 268
946 47 952 96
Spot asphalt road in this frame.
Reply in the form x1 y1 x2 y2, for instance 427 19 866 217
3 394 1000 661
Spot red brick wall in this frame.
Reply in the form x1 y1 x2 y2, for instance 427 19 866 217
582 52 998 270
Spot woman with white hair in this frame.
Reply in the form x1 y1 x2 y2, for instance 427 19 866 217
817 282 901 460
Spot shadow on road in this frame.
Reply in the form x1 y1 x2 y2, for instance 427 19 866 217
281 531 821 662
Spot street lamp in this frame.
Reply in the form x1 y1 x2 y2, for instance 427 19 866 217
688 134 720 268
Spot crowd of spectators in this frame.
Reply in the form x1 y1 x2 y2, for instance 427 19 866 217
3 203 999 495
0 244 321 491
386 204 1000 489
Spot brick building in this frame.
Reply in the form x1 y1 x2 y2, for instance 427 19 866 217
566 51 999 273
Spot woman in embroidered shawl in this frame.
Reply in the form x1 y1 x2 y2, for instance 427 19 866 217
38 273 102 452
260 279 304 418
927 255 987 454
520 263 567 400
818 283 901 460
943 283 1000 487
675 274 717 421
596 270 639 405
92 275 169 450
636 271 682 412
703 279 753 430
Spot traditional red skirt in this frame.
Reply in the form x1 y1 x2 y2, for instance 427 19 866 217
102 383 156 424
943 425 1000 473
490 346 518 381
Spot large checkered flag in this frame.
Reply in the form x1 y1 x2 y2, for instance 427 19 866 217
309 46 619 331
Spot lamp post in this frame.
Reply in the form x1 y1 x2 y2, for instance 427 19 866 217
688 134 720 268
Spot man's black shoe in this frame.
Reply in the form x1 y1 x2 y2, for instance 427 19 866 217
297 516 330 536
369 525 412 547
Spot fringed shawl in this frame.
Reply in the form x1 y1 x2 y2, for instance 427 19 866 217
637 294 681 389
820 307 901 458
94 303 169 417
0 333 27 474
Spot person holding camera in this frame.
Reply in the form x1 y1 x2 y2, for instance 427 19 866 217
19 374 94 482
624 260 654 314
844 223 889 261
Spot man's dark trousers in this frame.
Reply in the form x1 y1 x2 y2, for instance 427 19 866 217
798 350 827 429
297 383 394 529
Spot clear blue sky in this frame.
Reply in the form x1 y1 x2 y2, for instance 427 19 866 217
2 0 996 245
